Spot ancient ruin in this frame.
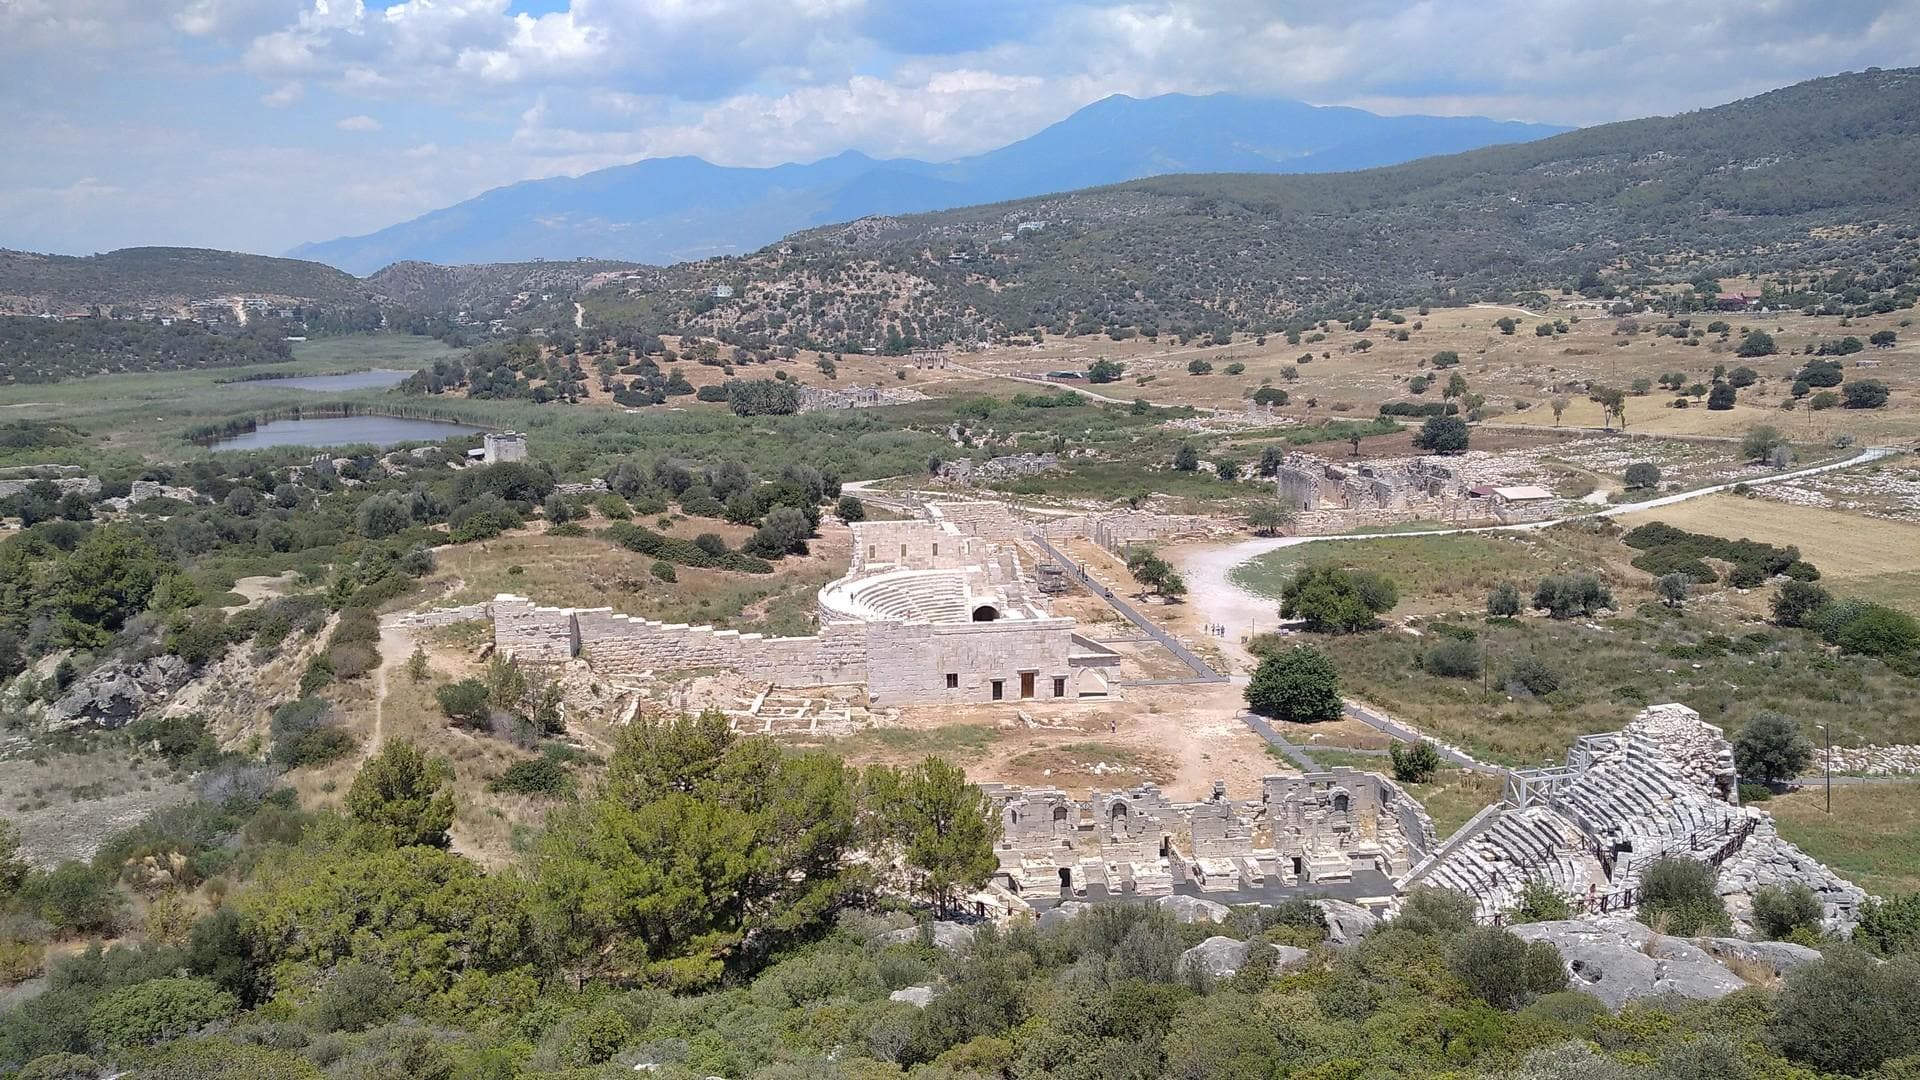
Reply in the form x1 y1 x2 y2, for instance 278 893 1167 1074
1404 704 1866 932
483 501 1120 705
1273 451 1559 532
984 770 1437 908
796 384 927 412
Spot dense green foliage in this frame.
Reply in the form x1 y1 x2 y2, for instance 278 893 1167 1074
0 317 295 384
1244 645 1343 722
1279 565 1398 633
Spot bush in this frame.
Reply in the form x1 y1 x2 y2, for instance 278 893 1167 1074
1842 380 1890 409
1244 646 1342 723
1423 638 1482 679
23 863 123 936
650 560 676 582
1752 883 1824 941
1732 711 1813 786
1281 565 1397 633
1706 383 1736 410
1855 893 1920 957
1531 574 1613 619
489 756 575 797
1736 330 1776 357
1637 856 1729 935
269 698 355 769
88 977 236 1051
1389 739 1441 784
1448 928 1566 1010
1771 580 1832 628
1486 581 1521 619
1768 948 1920 1074
1511 878 1570 923
1504 656 1561 697
1412 415 1469 453
1623 462 1662 489
836 494 866 522
1831 603 1920 661
435 679 491 729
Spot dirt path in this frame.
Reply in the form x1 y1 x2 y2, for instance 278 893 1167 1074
365 623 415 757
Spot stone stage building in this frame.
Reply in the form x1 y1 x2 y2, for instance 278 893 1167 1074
483 502 1119 706
983 769 1437 909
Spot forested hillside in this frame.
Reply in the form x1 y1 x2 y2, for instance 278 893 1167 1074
0 248 374 315
584 68 1920 350
0 317 295 383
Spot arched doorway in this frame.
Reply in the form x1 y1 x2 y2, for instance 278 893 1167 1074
971 604 1000 622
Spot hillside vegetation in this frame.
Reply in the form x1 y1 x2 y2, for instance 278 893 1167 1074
582 68 1920 350
0 247 373 314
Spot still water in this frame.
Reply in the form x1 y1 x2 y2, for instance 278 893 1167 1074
211 415 484 450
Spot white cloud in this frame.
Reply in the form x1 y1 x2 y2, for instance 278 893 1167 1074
3 0 1920 257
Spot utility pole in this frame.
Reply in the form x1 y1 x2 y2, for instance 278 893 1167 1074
1824 723 1832 815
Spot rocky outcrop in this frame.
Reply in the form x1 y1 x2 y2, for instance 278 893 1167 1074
45 655 191 730
1717 816 1869 935
877 921 975 952
1156 895 1231 924
1506 918 1810 1010
889 986 938 1008
1037 902 1090 931
1178 936 1310 979
1316 899 1382 946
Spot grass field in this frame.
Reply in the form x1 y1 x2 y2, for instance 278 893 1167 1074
1231 532 1573 616
1404 769 1506 837
1768 784 1920 896
1615 492 1920 614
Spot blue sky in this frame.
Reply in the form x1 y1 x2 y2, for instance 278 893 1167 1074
2 0 1917 260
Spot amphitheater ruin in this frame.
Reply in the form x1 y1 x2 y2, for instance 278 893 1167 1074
485 502 1137 705
981 704 1866 931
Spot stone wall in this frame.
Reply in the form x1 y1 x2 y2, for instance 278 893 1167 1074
926 501 1025 541
866 618 1096 705
1623 703 1739 804
849 520 982 572
0 476 99 499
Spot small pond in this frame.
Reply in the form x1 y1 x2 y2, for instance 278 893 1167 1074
211 415 485 451
243 369 415 392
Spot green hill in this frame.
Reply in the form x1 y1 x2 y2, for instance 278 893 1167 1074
598 68 1920 347
0 246 374 314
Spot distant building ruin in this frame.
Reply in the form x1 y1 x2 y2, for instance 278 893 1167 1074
479 432 528 465
936 453 1058 486
796 384 927 412
1272 451 1559 532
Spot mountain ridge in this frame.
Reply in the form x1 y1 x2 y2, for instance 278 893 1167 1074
290 93 1569 273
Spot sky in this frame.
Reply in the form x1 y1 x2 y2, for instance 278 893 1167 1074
2 0 1917 260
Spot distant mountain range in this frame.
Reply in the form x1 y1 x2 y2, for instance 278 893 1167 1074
291 94 1569 274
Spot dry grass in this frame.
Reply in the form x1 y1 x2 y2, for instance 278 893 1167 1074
1767 783 1920 897
958 304 1920 442
1404 769 1506 837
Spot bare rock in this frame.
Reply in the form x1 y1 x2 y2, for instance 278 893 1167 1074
45 655 191 730
1179 937 1313 979
1156 895 1231 924
1698 937 1823 979
877 921 975 952
1316 899 1381 946
1038 902 1090 931
1508 919 1753 1010
889 985 937 1008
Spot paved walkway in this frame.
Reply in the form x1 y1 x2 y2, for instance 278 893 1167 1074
1029 533 1229 682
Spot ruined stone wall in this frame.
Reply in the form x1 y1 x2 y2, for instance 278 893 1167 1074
866 618 1089 705
0 476 99 499
491 597 580 662
927 501 1025 541
1291 497 1490 535
1273 465 1323 512
849 520 979 572
1623 703 1739 804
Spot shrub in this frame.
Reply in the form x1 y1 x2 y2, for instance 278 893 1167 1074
435 679 492 728
1449 928 1566 1010
23 862 123 936
1412 415 1469 453
836 494 866 522
1531 574 1613 619
1623 462 1662 489
1389 739 1441 784
88 977 236 1051
1504 656 1561 697
1637 856 1729 935
1706 383 1736 410
1832 603 1920 660
1511 878 1571 923
489 756 575 797
1244 646 1342 723
1843 380 1890 409
1752 883 1824 941
1486 581 1522 619
1771 580 1832 627
650 560 676 582
1768 948 1920 1074
1423 638 1482 679
269 698 355 769
1732 711 1813 786
1855 894 1920 957
1281 565 1397 633
1736 330 1776 357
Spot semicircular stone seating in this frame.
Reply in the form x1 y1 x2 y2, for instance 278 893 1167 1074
835 569 975 624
